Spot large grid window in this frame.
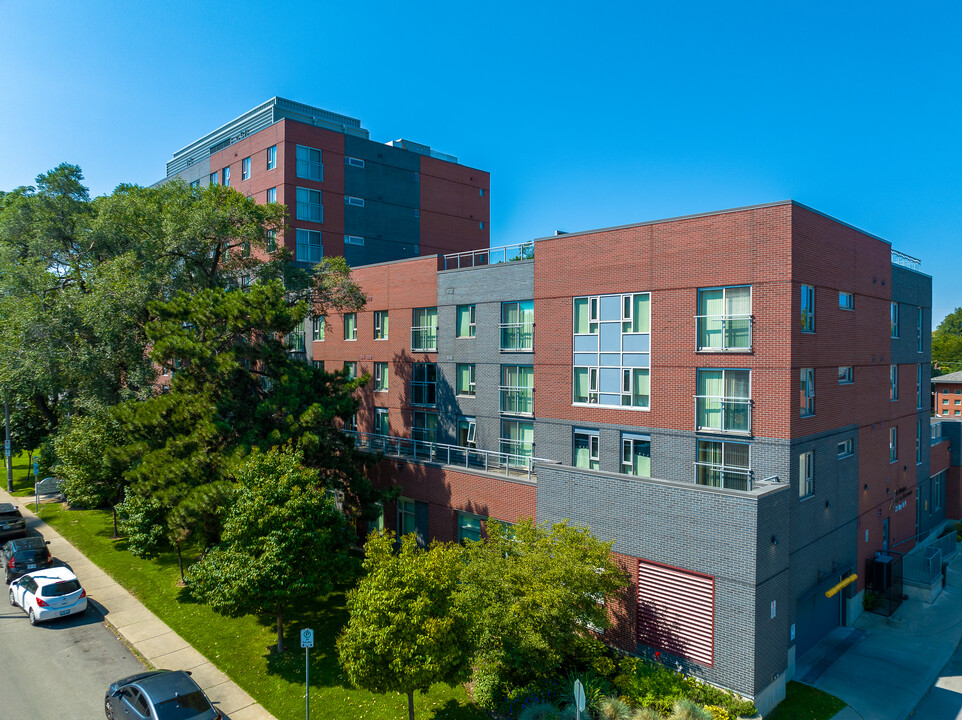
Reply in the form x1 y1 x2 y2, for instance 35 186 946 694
500 420 533 464
696 440 750 491
413 411 437 444
621 434 651 477
295 229 322 263
800 368 815 417
374 311 389 340
411 307 438 351
456 364 476 396
891 302 900 338
574 429 600 471
267 145 277 170
501 365 533 415
344 313 357 341
799 451 814 497
696 369 750 433
374 362 389 392
456 305 476 338
697 286 751 351
501 300 534 351
296 145 323 181
411 363 437 406
801 284 815 332
296 187 323 223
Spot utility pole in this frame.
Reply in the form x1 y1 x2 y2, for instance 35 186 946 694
5 396 11 493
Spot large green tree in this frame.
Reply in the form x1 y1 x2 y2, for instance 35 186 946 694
455 519 628 708
934 307 962 375
338 532 471 720
186 447 356 653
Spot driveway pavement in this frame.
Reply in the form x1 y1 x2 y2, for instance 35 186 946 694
0 488 277 720
796 549 962 720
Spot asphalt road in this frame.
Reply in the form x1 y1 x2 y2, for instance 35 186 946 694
0 578 145 719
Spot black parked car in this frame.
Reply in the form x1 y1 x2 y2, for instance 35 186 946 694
105 670 221 720
0 502 26 541
2 536 52 584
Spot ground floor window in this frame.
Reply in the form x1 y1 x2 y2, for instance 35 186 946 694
621 433 651 476
458 513 483 543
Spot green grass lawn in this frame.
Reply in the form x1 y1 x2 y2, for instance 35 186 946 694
6 450 39 497
33 502 484 720
765 681 846 720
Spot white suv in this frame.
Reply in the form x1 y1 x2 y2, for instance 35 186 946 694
8 566 88 625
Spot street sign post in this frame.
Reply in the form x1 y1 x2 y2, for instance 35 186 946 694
301 628 314 719
574 679 586 720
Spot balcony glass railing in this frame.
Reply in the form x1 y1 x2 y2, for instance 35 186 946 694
695 396 751 433
696 314 752 351
694 462 752 491
500 322 534 351
345 430 542 479
411 326 438 352
500 386 534 415
442 242 534 269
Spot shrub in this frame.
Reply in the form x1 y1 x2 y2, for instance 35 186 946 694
630 709 664 720
613 657 693 715
564 668 614 711
686 682 756 718
703 707 729 720
596 695 632 720
670 699 710 720
519 702 561 720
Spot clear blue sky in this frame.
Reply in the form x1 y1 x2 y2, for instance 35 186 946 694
2 1 960 323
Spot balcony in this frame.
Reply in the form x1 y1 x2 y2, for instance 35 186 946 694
500 386 534 415
410 326 438 352
442 241 534 270
695 314 752 352
892 249 922 272
346 430 544 480
695 396 752 434
500 321 534 351
693 462 752 491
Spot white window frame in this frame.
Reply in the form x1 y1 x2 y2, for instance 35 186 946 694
374 408 389 437
458 417 477 448
801 284 815 333
242 156 251 181
374 362 389 392
296 144 323 181
222 167 230 186
695 439 751 490
573 296 600 335
296 187 323 223
343 361 356 380
799 451 814 497
696 368 751 433
374 311 388 340
345 196 365 207
837 438 854 458
267 145 277 170
696 285 752 351
839 291 854 310
573 366 599 404
838 366 854 384
500 365 534 416
312 316 324 341
295 229 322 263
456 363 476 396
621 433 651 477
344 235 365 246
345 156 365 168
411 307 438 352
800 368 815 417
456 304 476 338
266 187 277 204
344 312 357 341
574 429 600 471
621 367 651 409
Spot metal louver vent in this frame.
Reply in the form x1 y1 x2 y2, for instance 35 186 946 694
637 560 714 667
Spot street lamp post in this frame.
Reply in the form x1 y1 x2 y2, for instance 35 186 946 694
5 396 11 493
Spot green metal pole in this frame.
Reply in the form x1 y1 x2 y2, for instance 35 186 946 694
305 646 310 720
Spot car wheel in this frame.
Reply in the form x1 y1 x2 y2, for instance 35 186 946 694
28 608 37 625
104 700 114 720
8 588 15 606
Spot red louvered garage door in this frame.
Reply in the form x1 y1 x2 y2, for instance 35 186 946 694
637 560 714 667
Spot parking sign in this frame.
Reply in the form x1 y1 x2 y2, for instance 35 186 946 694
301 628 314 648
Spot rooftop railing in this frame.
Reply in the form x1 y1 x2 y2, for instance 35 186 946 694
442 241 534 270
892 249 922 272
345 430 548 480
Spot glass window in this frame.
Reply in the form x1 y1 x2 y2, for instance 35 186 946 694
889 426 898 462
208 172 217 186
374 362 389 392
411 307 438 351
345 196 365 207
458 417 477 447
266 187 277 203
312 316 324 341
286 326 305 352
411 363 437 406
838 366 854 384
696 440 750 491
312 360 324 371
622 293 651 333
413 411 437 444
222 167 230 186
621 368 650 409
296 145 323 181
800 368 815 417
456 304 476 338
344 361 356 380
295 229 322 263
397 497 415 535
801 285 815 332
697 286 751 351
916 418 922 464
799 451 814 497
696 369 750 432
344 313 357 341
573 367 599 404
267 145 277 170
933 471 944 512
917 365 923 409
890 364 899 401
622 434 651 477
839 291 854 310
891 302 900 338
456 364 476 396
838 439 854 458
375 408 389 436
345 156 365 168
242 156 251 180
501 300 534 351
501 365 534 415
374 311 389 340
345 235 365 246
500 420 533 465
458 513 482 543
573 297 599 334
266 229 277 252
574 430 600 471
296 187 323 223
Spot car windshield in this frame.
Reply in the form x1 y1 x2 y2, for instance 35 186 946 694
41 580 81 597
154 690 213 718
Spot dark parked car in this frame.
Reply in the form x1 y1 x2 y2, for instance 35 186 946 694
2 536 52 584
0 502 26 541
105 670 221 720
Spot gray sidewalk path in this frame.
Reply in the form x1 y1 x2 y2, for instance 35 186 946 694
797 550 962 720
1 489 277 720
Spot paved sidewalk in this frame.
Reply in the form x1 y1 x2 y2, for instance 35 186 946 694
1 488 277 720
796 550 962 720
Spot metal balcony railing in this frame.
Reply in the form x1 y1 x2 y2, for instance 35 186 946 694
892 249 922 272
499 322 534 351
346 430 543 480
695 314 752 351
500 386 534 415
693 462 753 491
442 242 534 269
411 326 438 352
695 396 752 434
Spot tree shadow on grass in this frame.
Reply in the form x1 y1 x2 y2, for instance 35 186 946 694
430 698 489 720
